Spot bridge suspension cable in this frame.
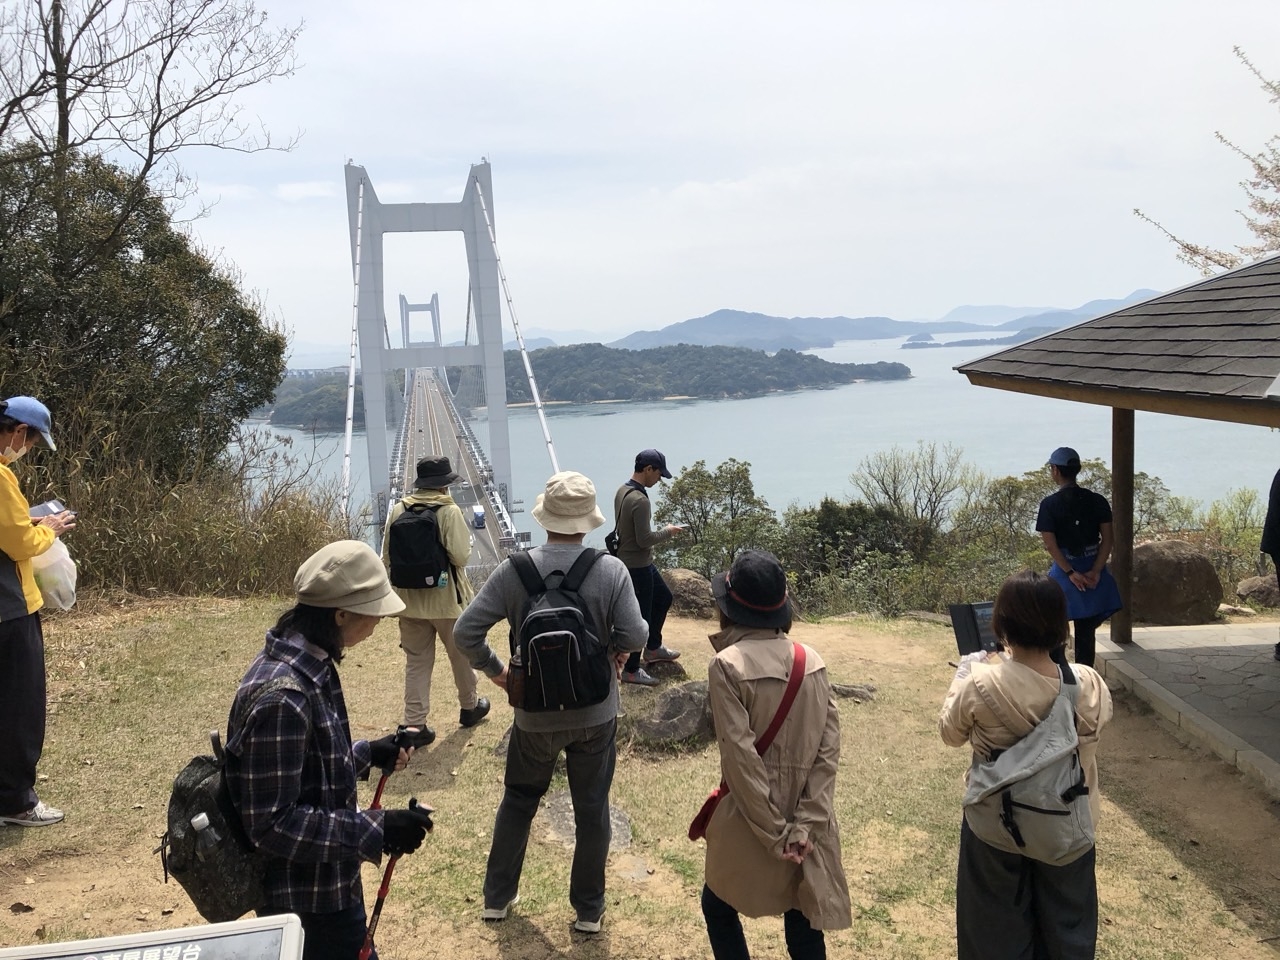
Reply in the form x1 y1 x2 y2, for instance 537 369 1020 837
463 281 473 348
341 178 366 522
471 176 560 475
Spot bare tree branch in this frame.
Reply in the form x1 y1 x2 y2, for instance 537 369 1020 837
1137 47 1280 275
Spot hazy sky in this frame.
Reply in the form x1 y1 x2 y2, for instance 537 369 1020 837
186 0 1280 353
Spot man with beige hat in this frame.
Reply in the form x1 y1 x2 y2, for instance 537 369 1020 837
455 471 647 935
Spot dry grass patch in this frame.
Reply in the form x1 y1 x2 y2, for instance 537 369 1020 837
1 603 1278 959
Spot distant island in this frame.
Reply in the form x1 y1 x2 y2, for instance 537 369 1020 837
900 326 1054 350
491 343 910 404
605 294 1156 353
262 344 909 428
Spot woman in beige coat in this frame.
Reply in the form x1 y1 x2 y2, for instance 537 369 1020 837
700 550 851 960
940 569 1113 960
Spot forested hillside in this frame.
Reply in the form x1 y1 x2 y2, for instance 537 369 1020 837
499 343 910 403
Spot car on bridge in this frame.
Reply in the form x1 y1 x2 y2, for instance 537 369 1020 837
472 505 486 529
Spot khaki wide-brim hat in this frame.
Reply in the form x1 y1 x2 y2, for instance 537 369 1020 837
294 540 406 617
531 470 606 535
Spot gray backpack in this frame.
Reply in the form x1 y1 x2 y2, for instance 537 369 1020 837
962 659 1094 867
158 675 308 921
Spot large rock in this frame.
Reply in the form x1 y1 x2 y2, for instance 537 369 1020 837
632 681 714 746
539 788 632 851
662 568 718 620
831 682 877 703
1131 540 1222 625
1237 574 1280 608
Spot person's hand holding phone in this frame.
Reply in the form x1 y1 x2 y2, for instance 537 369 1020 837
36 510 76 536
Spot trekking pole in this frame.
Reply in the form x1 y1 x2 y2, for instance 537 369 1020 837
359 798 430 960
370 727 407 810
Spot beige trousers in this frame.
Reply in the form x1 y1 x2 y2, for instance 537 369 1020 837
399 617 479 725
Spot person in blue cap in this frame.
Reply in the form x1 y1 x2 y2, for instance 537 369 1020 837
1034 447 1122 668
0 396 77 827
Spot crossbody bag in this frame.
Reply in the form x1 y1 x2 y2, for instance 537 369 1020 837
688 642 807 841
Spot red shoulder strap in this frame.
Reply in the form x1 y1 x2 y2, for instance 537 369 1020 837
754 643 806 756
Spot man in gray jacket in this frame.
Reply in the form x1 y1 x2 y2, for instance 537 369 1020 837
454 470 647 935
614 448 684 686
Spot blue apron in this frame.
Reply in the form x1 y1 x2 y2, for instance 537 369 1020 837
1049 546 1123 622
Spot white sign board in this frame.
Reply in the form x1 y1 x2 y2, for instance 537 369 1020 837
0 914 304 960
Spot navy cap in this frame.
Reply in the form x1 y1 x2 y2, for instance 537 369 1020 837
635 448 672 479
2 396 55 451
1048 446 1080 467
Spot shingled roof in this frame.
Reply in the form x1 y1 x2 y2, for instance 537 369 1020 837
957 254 1280 427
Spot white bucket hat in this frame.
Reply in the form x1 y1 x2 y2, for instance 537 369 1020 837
531 471 606 535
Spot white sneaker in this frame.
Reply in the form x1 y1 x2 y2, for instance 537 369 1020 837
0 800 64 827
642 645 681 663
573 916 603 934
621 668 659 687
481 894 519 921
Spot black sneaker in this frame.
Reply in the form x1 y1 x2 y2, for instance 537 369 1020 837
460 697 491 728
398 724 436 748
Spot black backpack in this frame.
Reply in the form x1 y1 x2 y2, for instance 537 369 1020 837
508 549 612 712
387 503 449 589
157 675 308 923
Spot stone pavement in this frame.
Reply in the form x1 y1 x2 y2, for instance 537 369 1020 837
1095 620 1280 801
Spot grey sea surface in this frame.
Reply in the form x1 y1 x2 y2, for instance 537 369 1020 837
260 334 1280 546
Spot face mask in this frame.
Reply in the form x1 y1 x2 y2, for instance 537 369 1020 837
2 428 29 463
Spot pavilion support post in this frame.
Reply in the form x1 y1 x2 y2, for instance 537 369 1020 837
1111 407 1134 644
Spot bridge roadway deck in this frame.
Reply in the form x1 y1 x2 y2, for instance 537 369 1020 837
398 371 504 566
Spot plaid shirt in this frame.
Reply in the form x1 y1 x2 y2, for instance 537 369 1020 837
224 628 384 914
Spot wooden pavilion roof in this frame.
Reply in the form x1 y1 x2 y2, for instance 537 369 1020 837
956 254 1280 426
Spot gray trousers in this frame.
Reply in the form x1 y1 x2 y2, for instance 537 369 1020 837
956 818 1097 960
483 719 616 922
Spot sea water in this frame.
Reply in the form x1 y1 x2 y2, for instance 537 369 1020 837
261 334 1280 545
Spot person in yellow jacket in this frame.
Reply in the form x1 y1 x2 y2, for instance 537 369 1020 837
0 397 76 827
381 456 487 746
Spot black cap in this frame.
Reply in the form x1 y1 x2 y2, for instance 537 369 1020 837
712 550 792 630
414 456 461 489
635 448 672 479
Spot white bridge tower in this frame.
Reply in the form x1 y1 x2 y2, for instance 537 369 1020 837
343 161 513 533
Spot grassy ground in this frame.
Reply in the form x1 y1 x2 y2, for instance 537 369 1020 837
1 597 1278 958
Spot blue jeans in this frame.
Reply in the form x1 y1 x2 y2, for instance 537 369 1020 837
701 884 825 960
623 564 672 672
483 720 617 923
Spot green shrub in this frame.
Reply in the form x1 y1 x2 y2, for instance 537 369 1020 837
27 428 350 596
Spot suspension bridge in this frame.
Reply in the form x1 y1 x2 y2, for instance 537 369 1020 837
341 160 560 564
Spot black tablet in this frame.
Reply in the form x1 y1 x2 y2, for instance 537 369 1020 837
948 601 1000 656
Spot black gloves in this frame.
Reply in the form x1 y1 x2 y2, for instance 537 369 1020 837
368 734 405 771
383 803 434 855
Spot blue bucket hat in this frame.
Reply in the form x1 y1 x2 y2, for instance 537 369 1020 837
2 396 56 451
